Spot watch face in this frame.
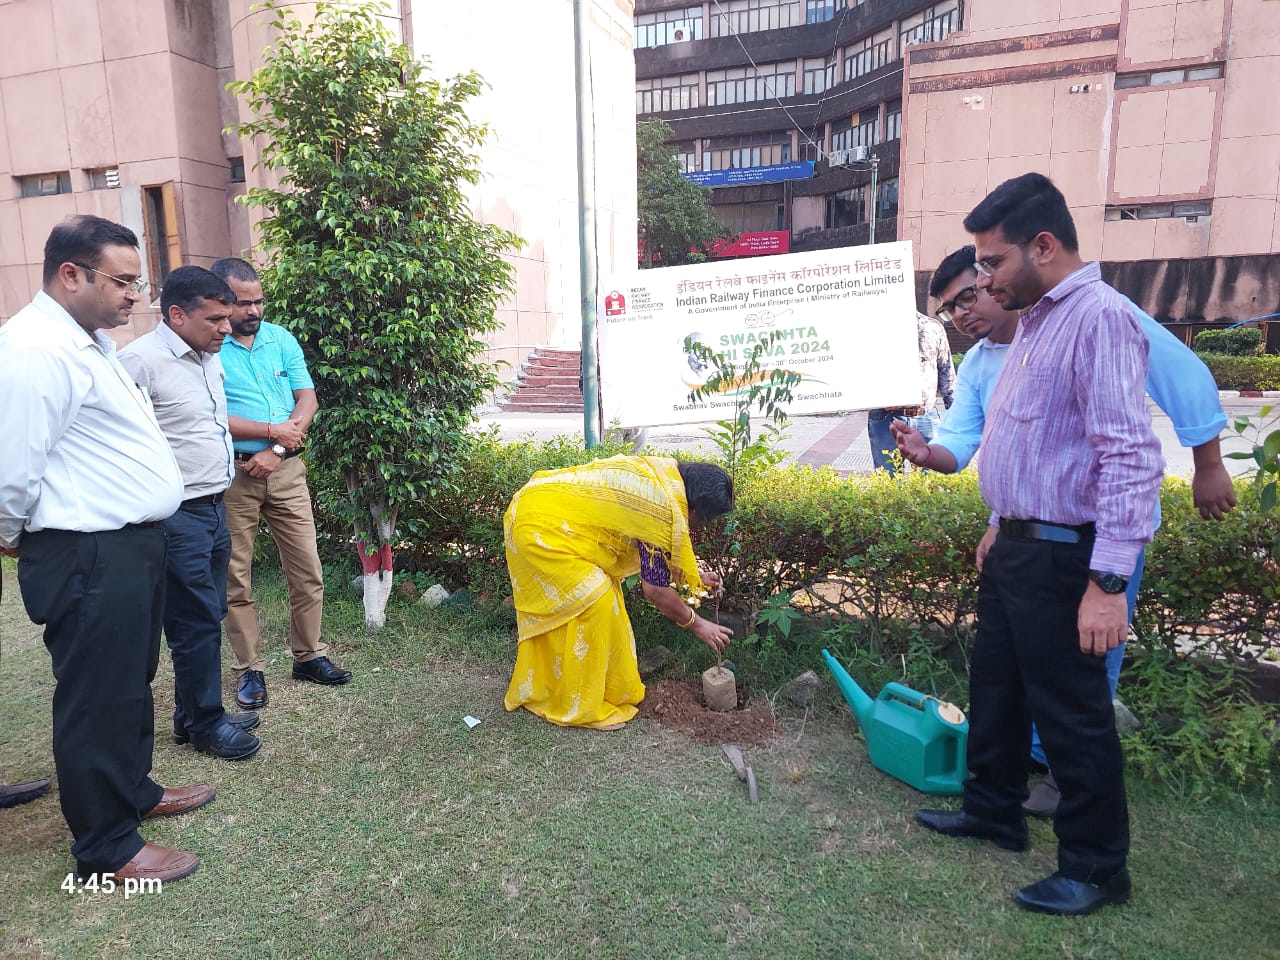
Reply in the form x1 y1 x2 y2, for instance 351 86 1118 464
1094 572 1127 594
271 443 286 456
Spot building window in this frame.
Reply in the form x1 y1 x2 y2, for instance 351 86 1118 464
143 183 182 287
826 185 867 228
714 201 785 233
805 0 840 23
675 141 698 173
701 131 793 171
830 112 878 153
901 0 960 48
87 167 121 190
1104 200 1213 221
708 0 801 38
228 158 246 183
706 61 797 106
637 74 701 115
798 129 824 162
635 7 703 48
803 55 837 95
17 171 72 198
884 99 902 141
877 178 899 219
844 28 894 82
1114 63 1223 90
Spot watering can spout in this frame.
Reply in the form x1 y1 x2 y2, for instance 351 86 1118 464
820 648 874 726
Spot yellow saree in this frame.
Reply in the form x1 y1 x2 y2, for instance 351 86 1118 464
502 456 704 728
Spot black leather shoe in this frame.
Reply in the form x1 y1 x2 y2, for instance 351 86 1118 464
0 777 51 809
236 669 268 709
174 710 261 745
292 656 352 686
1023 771 1060 819
1014 869 1131 916
191 721 262 761
914 808 1029 852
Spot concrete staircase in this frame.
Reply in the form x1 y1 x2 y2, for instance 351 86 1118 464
500 347 583 413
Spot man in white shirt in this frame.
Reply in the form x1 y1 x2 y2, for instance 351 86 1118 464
0 216 214 885
121 266 263 762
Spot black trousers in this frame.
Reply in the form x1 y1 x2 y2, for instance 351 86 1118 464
17 526 167 876
964 532 1129 882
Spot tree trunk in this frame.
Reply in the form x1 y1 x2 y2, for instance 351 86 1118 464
348 472 399 631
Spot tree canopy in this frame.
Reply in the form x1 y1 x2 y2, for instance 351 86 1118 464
231 0 521 628
636 120 730 268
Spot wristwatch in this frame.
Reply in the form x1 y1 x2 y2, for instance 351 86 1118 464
1089 570 1128 594
270 443 287 457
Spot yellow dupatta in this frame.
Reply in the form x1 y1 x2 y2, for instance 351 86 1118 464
504 455 705 642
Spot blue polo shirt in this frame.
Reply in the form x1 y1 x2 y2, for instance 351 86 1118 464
934 301 1227 471
221 321 314 454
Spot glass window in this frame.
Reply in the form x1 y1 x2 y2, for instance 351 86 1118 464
88 167 121 190
706 61 796 106
844 28 893 82
674 141 698 173
798 129 825 162
708 0 801 37
884 99 902 141
830 112 878 153
635 7 703 48
636 73 701 114
806 0 838 23
1150 69 1186 85
715 201 785 233
1173 200 1212 217
1186 65 1224 81
1137 203 1174 219
803 55 837 95
701 131 793 170
900 0 960 48
826 185 867 228
17 172 72 198
877 178 899 219
1114 73 1148 89
228 158 246 183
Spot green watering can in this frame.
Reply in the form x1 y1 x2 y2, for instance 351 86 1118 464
821 648 968 795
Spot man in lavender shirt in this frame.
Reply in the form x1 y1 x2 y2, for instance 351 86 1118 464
913 173 1163 916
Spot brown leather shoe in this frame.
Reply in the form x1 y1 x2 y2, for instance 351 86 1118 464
113 842 199 884
142 784 216 820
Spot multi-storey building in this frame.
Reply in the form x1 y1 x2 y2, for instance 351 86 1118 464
634 0 962 256
0 0 638 378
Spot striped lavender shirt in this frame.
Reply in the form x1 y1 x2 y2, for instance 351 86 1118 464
978 262 1164 574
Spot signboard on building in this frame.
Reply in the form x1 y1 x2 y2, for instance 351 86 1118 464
598 241 920 428
713 230 791 258
682 161 815 188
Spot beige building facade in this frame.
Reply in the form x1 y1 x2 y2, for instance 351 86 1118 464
901 0 1280 321
0 0 637 375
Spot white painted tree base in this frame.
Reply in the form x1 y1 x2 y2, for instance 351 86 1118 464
362 571 393 631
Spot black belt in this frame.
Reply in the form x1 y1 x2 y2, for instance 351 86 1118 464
235 449 301 462
124 521 164 531
182 492 225 508
998 517 1095 544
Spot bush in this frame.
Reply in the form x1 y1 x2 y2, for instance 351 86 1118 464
1196 353 1280 391
1192 327 1264 356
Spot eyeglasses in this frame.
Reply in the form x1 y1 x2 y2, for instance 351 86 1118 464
937 285 978 325
76 263 150 297
974 243 1024 278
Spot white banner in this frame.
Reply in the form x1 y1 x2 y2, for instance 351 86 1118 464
598 240 922 428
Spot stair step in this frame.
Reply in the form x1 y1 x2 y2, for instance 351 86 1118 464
502 399 585 413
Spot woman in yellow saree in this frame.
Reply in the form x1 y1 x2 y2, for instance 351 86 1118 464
503 456 735 729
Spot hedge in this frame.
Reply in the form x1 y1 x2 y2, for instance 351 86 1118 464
319 434 1279 665
1192 327 1264 356
1197 352 1280 391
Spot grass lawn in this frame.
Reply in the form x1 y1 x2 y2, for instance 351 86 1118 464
2 559 1279 960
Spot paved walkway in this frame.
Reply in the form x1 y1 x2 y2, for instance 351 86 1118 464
477 397 1276 479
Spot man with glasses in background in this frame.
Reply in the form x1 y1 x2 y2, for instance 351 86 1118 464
0 215 215 884
893 244 1234 818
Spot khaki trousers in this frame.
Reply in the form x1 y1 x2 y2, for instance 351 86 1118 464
223 456 327 675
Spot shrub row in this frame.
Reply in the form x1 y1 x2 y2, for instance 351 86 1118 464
1192 327 1264 356
1197 352 1280 391
316 433 1279 665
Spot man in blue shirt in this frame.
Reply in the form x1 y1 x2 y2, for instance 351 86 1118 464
210 259 351 710
893 244 1236 815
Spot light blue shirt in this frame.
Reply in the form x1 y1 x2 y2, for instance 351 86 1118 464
935 303 1226 471
220 321 314 454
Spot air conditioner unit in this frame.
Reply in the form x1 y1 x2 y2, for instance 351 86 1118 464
827 148 848 166
669 19 694 41
850 144 870 162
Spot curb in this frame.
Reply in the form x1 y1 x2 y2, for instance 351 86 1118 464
1218 391 1280 399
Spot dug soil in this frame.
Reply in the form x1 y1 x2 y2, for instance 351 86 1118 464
637 680 779 746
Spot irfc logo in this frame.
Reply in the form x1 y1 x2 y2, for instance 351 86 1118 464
604 291 626 316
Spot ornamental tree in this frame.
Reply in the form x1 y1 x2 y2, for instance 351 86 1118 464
232 1 520 629
637 119 731 268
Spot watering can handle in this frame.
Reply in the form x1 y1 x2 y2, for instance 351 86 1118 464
880 682 927 708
